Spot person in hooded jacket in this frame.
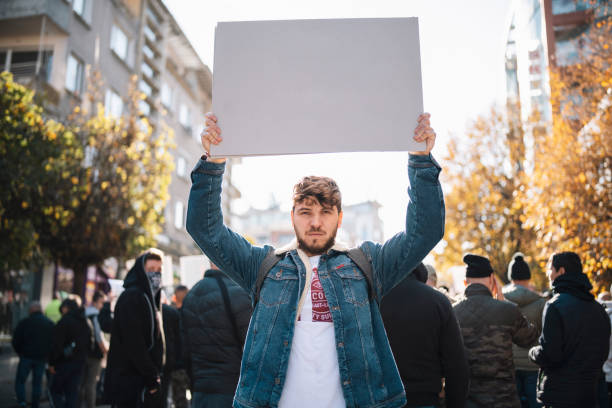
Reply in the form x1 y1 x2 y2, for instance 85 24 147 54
104 249 166 408
502 253 547 408
49 297 92 408
181 264 252 408
529 252 611 408
380 262 469 408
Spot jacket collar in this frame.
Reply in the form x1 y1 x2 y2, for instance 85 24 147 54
274 238 349 256
464 283 493 298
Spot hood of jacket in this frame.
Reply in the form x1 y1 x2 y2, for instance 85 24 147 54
503 283 544 307
552 272 594 301
123 252 162 310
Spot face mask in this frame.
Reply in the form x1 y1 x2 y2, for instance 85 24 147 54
146 271 162 294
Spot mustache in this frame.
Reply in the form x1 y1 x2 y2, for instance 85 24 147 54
306 227 325 233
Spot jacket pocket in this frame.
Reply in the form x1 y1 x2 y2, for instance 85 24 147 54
335 266 370 306
259 267 298 306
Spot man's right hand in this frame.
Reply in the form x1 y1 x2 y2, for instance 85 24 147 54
201 112 226 163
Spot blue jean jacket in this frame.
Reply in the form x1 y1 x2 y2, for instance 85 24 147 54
186 154 445 408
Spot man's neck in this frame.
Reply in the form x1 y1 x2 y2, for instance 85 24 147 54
513 280 531 288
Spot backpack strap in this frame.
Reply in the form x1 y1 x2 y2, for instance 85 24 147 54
254 249 283 305
347 247 379 304
212 274 244 349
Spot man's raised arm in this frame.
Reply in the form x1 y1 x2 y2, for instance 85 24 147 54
361 113 445 297
186 113 268 292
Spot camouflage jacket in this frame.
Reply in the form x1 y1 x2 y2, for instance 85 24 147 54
453 283 538 408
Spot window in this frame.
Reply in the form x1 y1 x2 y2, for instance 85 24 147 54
65 53 84 95
104 89 123 118
161 82 172 109
143 44 156 60
139 80 152 98
179 104 190 129
73 0 92 23
174 201 184 229
141 61 155 79
144 25 157 43
110 24 129 61
176 156 186 177
139 100 151 116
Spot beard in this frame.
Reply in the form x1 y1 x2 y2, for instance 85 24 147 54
295 225 339 256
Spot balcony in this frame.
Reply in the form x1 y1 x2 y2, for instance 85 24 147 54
0 0 72 34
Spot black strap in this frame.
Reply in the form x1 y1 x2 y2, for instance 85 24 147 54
347 248 378 303
213 275 244 349
253 247 378 305
254 249 282 305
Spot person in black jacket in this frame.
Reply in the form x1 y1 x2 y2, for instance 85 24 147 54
161 302 188 408
181 265 252 408
49 297 92 408
12 301 54 408
104 249 166 408
529 251 611 407
380 262 469 408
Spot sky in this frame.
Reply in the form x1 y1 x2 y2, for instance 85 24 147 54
163 0 513 241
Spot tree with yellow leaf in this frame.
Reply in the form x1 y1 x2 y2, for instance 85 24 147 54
0 72 78 276
35 72 175 294
0 71 174 295
523 8 612 292
435 107 544 288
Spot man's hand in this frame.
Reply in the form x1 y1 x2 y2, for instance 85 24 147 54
409 112 436 155
201 113 226 163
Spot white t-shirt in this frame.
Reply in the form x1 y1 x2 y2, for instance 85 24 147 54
278 256 345 407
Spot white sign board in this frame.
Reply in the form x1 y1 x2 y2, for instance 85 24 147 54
180 255 211 289
212 18 424 157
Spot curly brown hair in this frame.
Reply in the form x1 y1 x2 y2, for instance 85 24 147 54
292 176 342 213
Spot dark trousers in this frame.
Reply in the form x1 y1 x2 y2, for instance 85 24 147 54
516 370 542 408
50 360 85 408
192 392 234 408
15 357 46 408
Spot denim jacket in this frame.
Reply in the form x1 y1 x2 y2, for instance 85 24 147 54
186 154 445 408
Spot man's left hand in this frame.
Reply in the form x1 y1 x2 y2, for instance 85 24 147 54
409 112 436 155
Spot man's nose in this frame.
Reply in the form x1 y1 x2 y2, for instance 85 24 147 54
310 214 322 228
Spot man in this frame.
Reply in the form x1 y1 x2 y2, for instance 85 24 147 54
12 301 54 408
161 300 188 408
79 291 107 408
380 263 469 408
502 253 546 408
182 264 252 407
172 285 188 309
104 249 166 408
49 297 92 408
529 252 611 407
186 111 443 408
453 254 539 408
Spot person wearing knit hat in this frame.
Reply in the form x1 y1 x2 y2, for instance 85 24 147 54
502 252 546 408
453 253 538 407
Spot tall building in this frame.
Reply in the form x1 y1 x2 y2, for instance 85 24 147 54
504 0 607 124
0 0 239 293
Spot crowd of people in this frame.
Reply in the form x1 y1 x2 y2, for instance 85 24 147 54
10 111 612 408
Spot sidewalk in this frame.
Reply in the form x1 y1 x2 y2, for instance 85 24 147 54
0 342 112 408
0 342 53 408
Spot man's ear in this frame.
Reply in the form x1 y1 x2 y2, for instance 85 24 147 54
337 211 343 228
290 210 294 225
463 279 468 287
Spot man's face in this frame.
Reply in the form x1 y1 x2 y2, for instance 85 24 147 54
546 257 563 287
145 259 162 293
93 297 105 311
292 198 342 256
175 289 187 304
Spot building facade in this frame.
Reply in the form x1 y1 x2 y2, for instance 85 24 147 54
504 0 607 124
0 0 239 308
